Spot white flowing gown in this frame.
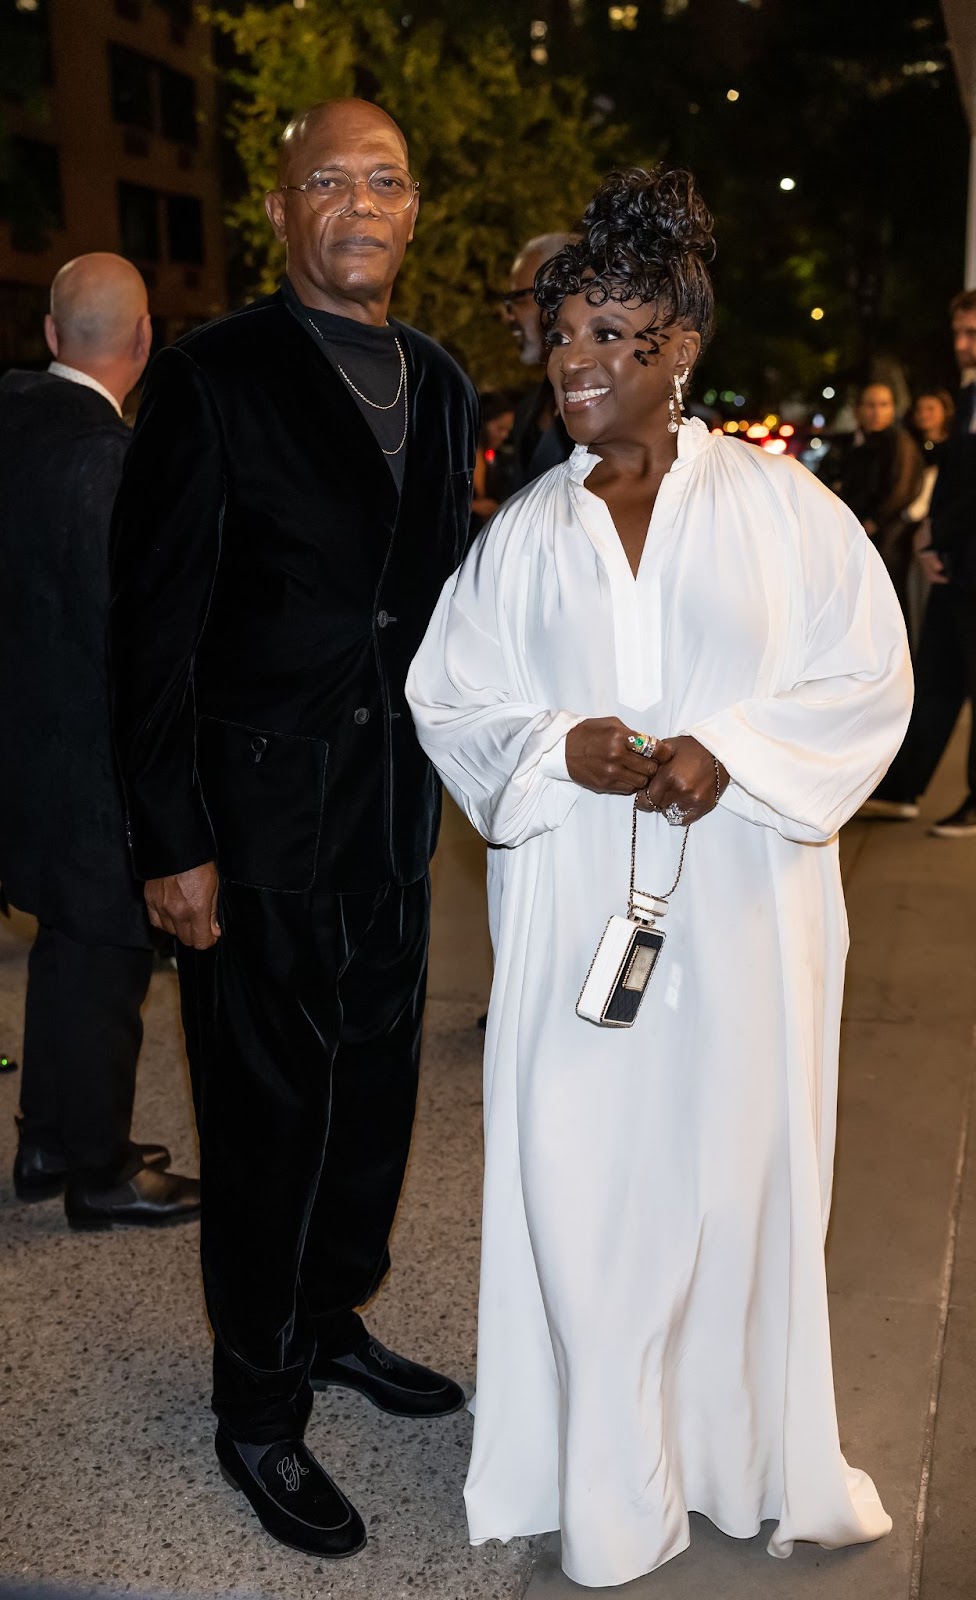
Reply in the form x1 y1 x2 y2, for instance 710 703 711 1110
406 419 911 1590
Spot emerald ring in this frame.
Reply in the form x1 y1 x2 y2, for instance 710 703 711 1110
627 733 657 758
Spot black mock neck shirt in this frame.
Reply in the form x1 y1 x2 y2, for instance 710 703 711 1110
286 282 408 492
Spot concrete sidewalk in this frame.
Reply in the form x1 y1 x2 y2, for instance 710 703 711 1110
1 731 974 1600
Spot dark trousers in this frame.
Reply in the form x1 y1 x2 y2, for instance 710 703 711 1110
176 875 430 1443
879 581 976 802
19 924 153 1176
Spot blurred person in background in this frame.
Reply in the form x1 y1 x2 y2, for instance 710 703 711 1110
912 388 955 456
834 382 923 617
902 390 955 648
502 231 574 491
862 291 976 835
470 389 517 528
0 254 200 1229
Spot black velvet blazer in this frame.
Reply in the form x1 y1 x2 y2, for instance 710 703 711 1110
0 371 149 947
109 289 478 894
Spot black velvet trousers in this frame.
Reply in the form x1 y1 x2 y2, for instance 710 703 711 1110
20 924 153 1176
176 875 430 1443
879 581 976 802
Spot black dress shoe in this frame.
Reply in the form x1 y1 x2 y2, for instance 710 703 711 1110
215 1428 366 1559
311 1332 466 1417
64 1163 199 1230
929 796 976 838
13 1135 171 1202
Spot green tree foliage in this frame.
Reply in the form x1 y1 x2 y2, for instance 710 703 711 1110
211 1 623 385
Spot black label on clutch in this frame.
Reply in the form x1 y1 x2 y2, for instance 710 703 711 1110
603 926 665 1025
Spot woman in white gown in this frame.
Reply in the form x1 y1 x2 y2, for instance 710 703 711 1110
406 167 912 1590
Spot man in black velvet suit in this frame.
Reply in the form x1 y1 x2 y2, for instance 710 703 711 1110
0 253 200 1229
110 101 478 1557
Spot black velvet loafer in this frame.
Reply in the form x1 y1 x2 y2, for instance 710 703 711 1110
64 1163 199 1229
310 1332 467 1417
14 1136 171 1201
215 1429 366 1559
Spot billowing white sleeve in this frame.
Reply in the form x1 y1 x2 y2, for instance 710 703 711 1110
687 474 913 845
406 526 584 847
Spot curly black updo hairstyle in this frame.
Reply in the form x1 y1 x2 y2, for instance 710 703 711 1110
535 166 716 352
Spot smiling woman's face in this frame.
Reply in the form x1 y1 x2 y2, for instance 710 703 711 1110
545 290 700 450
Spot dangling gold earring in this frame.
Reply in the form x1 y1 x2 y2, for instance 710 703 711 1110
668 368 689 434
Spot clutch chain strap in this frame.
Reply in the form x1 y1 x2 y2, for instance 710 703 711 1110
628 755 722 917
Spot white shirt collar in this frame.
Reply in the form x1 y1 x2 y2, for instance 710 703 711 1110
48 361 123 419
568 414 712 485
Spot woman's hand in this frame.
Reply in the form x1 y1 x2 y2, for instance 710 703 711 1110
565 717 664 795
637 735 730 822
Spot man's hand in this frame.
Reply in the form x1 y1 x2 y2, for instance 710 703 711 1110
145 862 221 950
637 735 729 822
917 548 949 586
565 717 665 795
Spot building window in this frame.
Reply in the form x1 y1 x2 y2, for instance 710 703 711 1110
118 181 161 261
166 193 204 264
1 0 53 97
109 43 154 130
153 0 192 24
0 137 63 252
158 64 197 145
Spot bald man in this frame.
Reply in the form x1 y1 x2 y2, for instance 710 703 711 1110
0 254 200 1228
502 231 574 491
110 101 477 1556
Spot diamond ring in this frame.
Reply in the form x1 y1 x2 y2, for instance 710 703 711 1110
627 733 658 758
664 802 686 826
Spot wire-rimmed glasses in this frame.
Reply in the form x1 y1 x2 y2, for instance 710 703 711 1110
279 166 420 216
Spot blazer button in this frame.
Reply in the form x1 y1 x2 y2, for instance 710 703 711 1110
354 707 370 725
376 609 389 628
250 735 268 763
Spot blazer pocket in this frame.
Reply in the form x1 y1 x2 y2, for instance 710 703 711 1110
195 716 328 892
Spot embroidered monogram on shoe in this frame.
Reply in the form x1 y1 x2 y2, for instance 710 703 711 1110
276 1451 310 1493
367 1341 394 1371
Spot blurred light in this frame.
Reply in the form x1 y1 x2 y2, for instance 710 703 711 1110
778 423 795 438
15 0 39 9
746 423 769 439
292 0 306 8
484 448 496 462
734 394 745 407
812 412 825 428
609 4 639 28
530 18 548 39
810 436 823 448
737 420 750 432
763 439 788 454
810 307 824 321
779 177 796 192
531 43 549 62
688 102 700 115
703 388 717 404
726 89 740 102
723 420 738 433
720 389 735 403
822 385 835 399
711 426 724 435
763 412 779 428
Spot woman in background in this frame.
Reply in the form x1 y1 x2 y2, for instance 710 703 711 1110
835 382 923 617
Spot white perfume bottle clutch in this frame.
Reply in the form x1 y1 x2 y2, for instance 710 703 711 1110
576 801 688 1029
